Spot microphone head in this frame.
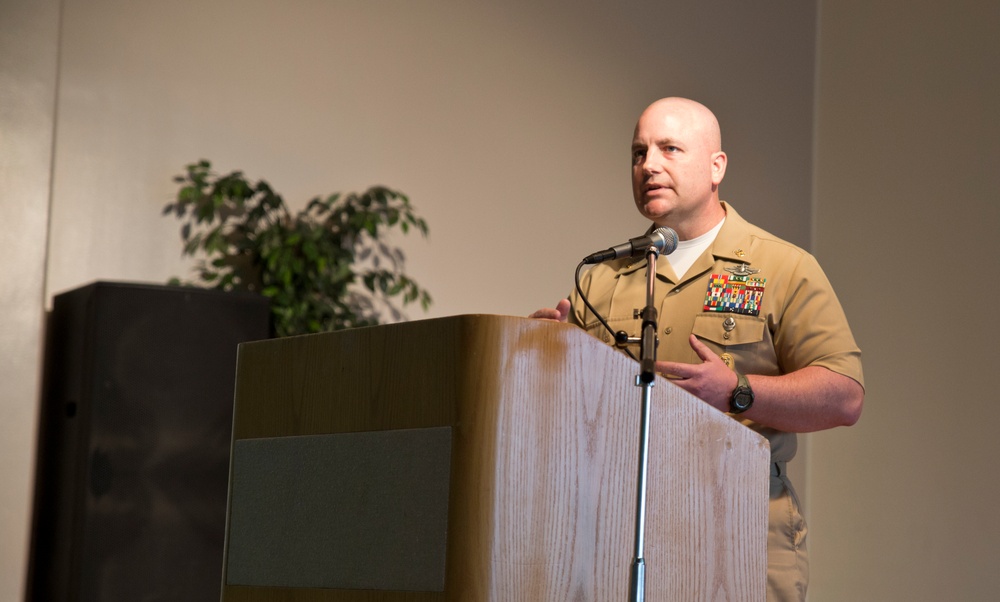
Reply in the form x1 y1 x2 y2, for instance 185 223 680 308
651 226 679 255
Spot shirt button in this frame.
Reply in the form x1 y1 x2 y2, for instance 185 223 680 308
664 326 673 335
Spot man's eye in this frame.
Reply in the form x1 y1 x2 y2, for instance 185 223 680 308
632 150 645 162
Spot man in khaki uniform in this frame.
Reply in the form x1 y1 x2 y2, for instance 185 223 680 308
531 97 864 601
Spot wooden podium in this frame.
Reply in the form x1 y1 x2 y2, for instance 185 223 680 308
220 315 768 601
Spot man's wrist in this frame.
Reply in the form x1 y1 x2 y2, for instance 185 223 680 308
730 371 755 414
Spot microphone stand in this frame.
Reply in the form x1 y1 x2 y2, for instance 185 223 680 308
628 244 660 602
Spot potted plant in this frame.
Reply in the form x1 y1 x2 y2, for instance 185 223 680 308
164 160 432 336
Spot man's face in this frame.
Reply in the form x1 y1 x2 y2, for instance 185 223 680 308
630 100 725 228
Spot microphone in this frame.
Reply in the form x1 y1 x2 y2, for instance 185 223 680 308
582 227 678 264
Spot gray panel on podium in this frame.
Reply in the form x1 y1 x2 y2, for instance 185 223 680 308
227 427 452 591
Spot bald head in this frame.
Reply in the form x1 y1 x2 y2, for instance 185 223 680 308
636 97 722 153
630 97 728 238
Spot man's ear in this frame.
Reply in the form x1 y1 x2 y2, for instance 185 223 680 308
711 151 728 186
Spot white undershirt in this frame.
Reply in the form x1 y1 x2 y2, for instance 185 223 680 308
664 217 725 280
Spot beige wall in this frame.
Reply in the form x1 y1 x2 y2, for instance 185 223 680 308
0 0 60 599
809 0 1000 599
22 0 995 599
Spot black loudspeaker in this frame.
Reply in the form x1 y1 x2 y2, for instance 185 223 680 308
28 282 271 602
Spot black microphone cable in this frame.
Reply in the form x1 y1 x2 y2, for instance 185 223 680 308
574 260 638 362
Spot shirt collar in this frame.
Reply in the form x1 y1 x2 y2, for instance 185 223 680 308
613 201 755 278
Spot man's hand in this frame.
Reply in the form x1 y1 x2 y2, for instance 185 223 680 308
529 298 570 322
655 334 737 412
657 333 865 432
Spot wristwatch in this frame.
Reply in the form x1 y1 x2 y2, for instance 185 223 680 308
730 372 755 414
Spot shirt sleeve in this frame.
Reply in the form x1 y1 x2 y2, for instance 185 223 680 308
771 251 864 389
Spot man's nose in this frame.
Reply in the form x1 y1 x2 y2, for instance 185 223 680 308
642 149 662 174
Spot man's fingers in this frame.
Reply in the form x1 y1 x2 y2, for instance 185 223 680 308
687 334 719 363
656 360 693 379
657 336 719 377
530 299 571 322
555 298 570 322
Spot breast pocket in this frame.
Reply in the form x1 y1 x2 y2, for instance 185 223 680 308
691 313 777 375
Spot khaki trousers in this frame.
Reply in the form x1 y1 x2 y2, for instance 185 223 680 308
768 462 809 601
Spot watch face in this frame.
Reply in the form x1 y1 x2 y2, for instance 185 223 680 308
732 388 754 412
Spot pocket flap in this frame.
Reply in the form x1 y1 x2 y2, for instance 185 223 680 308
692 313 766 346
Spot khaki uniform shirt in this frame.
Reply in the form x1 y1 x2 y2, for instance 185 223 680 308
567 202 864 464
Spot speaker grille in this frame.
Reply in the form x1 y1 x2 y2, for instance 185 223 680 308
29 282 270 602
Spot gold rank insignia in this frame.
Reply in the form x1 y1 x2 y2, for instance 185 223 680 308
720 353 734 368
